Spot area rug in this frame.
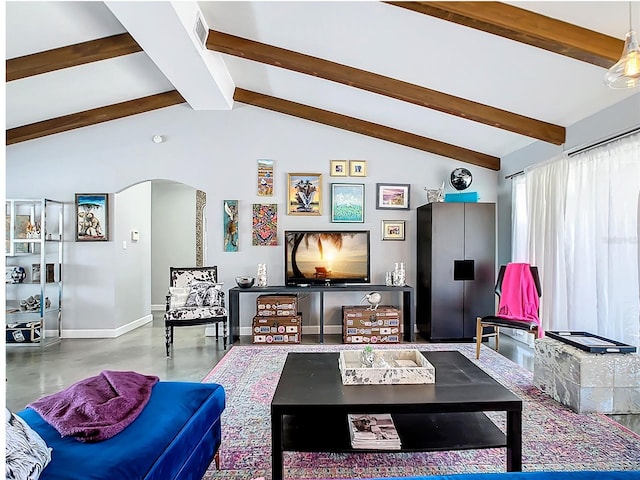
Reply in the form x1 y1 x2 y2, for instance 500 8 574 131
201 343 640 479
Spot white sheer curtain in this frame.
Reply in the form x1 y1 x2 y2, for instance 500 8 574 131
512 132 640 346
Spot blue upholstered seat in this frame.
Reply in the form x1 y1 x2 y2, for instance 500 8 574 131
18 382 225 480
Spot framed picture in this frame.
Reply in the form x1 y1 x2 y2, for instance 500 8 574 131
252 204 278 246
223 200 238 252
6 214 30 253
75 193 109 241
349 160 367 177
376 183 410 210
381 220 406 241
31 264 41 283
331 183 365 223
287 173 322 215
257 159 274 196
330 160 348 177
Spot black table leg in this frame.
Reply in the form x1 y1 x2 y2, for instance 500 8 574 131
229 289 240 343
506 410 522 471
271 411 284 480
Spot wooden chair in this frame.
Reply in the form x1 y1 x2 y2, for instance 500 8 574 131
475 264 542 359
164 266 227 356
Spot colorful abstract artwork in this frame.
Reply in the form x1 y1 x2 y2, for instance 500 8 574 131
257 159 274 196
223 200 238 252
252 204 278 246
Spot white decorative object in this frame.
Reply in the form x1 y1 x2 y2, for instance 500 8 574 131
257 263 268 287
393 262 406 286
361 292 382 310
339 349 435 385
424 181 445 203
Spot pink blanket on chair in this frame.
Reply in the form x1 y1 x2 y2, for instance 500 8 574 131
497 263 543 336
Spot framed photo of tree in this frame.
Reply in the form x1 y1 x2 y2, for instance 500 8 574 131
287 173 322 215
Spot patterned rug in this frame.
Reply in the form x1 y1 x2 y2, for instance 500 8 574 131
201 343 640 479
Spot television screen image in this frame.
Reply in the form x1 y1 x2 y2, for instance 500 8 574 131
285 230 370 285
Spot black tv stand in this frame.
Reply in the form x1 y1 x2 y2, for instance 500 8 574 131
228 284 415 344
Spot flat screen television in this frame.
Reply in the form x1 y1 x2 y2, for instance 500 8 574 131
284 230 370 285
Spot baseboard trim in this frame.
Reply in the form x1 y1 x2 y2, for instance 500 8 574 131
151 304 165 312
62 314 153 338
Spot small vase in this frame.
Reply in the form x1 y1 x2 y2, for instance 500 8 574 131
257 264 268 287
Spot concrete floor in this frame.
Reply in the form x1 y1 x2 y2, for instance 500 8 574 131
5 313 639 436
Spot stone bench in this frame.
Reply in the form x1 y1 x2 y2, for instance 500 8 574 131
533 336 640 414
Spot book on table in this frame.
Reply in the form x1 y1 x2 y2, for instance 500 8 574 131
347 413 401 450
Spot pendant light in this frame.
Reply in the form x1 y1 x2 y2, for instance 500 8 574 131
604 2 640 89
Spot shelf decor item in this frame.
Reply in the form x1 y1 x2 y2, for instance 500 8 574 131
287 173 322 215
331 183 364 223
376 183 410 210
339 349 435 385
75 193 109 242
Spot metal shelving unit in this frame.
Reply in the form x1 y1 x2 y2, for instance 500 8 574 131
6 199 64 347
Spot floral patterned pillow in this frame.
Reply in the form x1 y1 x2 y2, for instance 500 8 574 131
185 282 224 307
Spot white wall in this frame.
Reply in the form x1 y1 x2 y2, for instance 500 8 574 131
151 181 196 307
114 182 152 333
6 103 498 336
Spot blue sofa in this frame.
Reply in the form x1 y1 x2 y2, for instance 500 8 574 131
17 381 225 480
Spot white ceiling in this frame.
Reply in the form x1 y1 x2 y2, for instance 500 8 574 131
6 1 640 166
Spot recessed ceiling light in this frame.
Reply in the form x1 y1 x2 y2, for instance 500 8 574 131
152 135 164 144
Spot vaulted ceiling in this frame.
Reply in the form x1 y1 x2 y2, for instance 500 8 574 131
6 1 640 171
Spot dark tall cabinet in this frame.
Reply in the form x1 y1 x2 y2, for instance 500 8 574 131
416 202 495 341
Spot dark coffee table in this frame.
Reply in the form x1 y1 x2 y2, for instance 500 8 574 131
271 351 522 480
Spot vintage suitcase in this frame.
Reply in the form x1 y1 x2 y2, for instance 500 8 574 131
342 305 401 344
256 294 298 317
252 315 301 344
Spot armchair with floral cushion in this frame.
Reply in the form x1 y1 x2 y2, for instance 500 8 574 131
164 266 228 356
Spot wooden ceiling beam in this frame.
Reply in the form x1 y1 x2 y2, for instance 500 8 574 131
386 2 623 68
208 30 565 145
234 88 500 170
6 91 185 145
6 33 142 81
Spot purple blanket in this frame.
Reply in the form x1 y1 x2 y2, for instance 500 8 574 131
28 370 159 443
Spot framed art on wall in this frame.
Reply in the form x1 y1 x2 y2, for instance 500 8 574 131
349 160 367 177
287 173 322 215
376 183 410 210
257 159 274 196
330 160 348 177
223 200 238 252
252 204 278 246
75 193 109 241
381 220 405 241
331 183 364 223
